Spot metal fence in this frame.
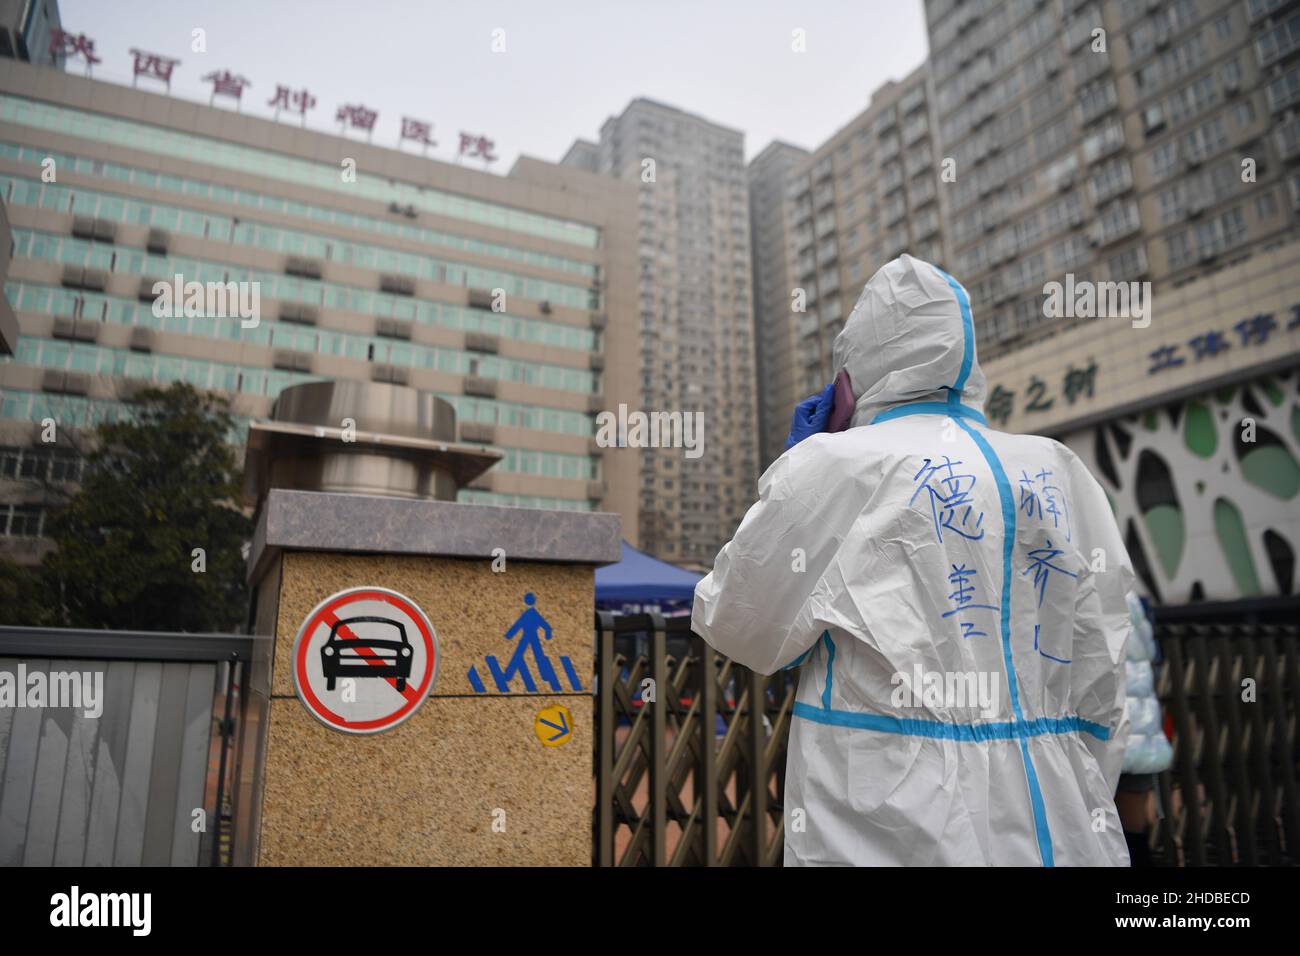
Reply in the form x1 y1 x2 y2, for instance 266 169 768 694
0 627 250 867
593 612 1300 867
1152 622 1300 866
594 612 796 866
3 613 1293 867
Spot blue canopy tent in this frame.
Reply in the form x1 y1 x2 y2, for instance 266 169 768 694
595 541 703 612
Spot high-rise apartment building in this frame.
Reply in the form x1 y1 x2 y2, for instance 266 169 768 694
922 0 1300 604
0 57 640 563
738 0 1299 604
759 65 947 447
925 0 1300 359
563 99 758 566
747 140 809 470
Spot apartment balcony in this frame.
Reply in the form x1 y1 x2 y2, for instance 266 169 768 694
899 86 926 116
791 199 813 229
1267 67 1300 112
970 99 996 130
1276 117 1300 160
1064 11 1097 50
884 229 909 259
1078 80 1119 126
1091 200 1142 247
905 151 932 178
1256 12 1300 68
1249 0 1288 21
1082 121 1125 165
1087 160 1134 205
1072 49 1111 85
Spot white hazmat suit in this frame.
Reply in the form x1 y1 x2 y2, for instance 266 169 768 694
693 255 1133 866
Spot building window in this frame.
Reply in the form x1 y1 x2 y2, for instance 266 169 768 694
1257 191 1279 219
1 504 45 538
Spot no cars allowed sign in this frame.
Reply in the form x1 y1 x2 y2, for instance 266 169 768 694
292 586 439 734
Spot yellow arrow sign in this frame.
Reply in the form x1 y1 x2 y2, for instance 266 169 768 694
534 703 573 747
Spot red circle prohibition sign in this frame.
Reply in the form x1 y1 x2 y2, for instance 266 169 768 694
292 586 439 734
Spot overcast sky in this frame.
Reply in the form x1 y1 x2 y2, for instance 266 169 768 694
58 0 929 169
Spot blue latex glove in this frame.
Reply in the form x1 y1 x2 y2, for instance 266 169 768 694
785 382 835 450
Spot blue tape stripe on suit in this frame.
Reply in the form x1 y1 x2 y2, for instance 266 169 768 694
793 703 1110 742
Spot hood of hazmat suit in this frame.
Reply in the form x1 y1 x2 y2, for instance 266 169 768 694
693 254 1135 866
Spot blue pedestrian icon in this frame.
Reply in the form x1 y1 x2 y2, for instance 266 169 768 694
467 592 584 693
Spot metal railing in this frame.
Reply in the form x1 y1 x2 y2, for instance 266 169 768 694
0 626 251 866
593 612 1300 867
594 612 796 866
1152 622 1300 866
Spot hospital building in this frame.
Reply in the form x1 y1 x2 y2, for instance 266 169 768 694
0 55 642 565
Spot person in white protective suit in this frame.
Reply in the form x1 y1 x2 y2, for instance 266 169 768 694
693 254 1135 866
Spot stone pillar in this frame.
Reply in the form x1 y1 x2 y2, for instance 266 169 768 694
236 489 620 866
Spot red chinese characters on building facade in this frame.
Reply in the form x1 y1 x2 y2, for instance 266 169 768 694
267 85 317 119
336 104 379 134
129 49 181 89
400 117 437 149
202 70 251 105
49 29 101 67
38 37 497 162
458 133 498 164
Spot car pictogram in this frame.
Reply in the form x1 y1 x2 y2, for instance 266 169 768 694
320 615 413 691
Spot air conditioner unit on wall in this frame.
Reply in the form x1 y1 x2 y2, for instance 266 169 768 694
467 288 495 310
284 256 323 279
379 274 415 297
375 316 413 340
369 363 408 386
129 327 155 353
279 302 319 325
463 375 497 398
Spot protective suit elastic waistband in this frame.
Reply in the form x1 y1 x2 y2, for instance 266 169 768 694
792 702 1110 742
